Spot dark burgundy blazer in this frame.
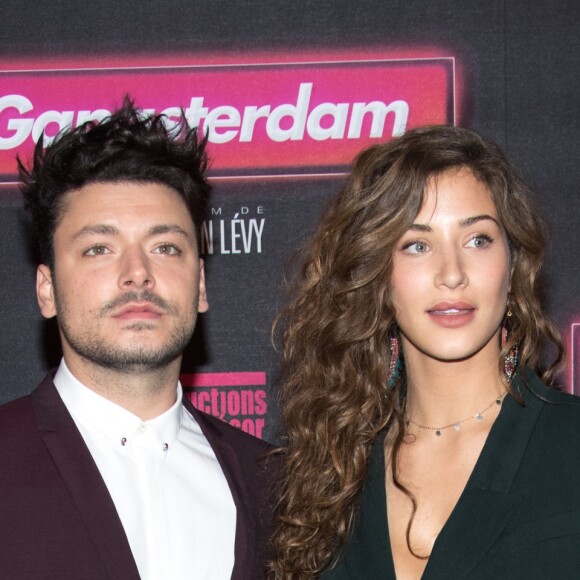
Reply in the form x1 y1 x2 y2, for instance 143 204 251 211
0 374 275 579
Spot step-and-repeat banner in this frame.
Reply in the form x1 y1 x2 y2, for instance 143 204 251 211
1 1 579 441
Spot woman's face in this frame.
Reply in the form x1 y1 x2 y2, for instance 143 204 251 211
391 167 511 364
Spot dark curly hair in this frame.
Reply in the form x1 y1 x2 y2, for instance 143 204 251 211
18 97 210 269
270 125 564 578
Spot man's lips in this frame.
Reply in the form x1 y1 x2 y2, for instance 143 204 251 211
112 303 164 320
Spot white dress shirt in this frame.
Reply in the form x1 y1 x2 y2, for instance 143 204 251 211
54 360 236 580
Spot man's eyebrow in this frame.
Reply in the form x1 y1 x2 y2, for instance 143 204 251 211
72 224 119 240
148 224 191 237
72 224 192 240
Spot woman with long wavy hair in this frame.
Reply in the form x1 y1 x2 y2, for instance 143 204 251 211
269 125 580 579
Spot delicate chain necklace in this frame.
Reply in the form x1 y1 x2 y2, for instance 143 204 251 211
405 392 507 437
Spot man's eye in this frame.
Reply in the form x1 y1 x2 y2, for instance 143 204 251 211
155 244 181 255
84 245 110 256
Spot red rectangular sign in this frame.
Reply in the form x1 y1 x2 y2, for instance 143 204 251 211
0 56 455 180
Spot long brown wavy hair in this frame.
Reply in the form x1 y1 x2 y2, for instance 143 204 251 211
269 125 564 578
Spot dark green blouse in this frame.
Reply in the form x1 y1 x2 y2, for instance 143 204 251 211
322 371 580 579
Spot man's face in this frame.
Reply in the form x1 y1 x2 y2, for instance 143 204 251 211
36 181 208 374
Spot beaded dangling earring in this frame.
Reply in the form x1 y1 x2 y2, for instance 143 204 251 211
387 329 402 390
501 298 519 383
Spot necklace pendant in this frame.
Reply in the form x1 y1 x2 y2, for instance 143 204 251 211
406 392 506 437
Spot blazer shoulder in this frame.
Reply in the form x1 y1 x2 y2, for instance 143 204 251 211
516 375 580 459
536 391 580 438
519 369 580 409
0 392 37 436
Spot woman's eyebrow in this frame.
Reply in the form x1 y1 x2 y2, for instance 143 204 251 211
408 214 500 232
458 214 500 227
408 223 432 232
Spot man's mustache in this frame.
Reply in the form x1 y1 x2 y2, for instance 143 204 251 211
99 290 175 317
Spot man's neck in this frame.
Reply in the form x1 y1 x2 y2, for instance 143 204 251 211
62 355 182 420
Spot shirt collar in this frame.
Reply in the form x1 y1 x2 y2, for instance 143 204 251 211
53 359 183 449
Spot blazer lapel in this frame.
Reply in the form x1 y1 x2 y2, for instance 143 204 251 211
423 372 545 579
185 399 257 579
423 488 522 579
31 376 140 579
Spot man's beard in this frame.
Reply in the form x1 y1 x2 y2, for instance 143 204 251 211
55 288 196 373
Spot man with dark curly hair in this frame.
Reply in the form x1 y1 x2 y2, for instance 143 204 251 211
0 99 272 580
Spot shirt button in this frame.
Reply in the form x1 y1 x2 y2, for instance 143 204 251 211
139 424 147 433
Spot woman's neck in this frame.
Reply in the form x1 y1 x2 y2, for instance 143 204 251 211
402 341 506 429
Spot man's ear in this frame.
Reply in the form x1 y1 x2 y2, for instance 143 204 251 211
36 265 57 318
198 259 209 313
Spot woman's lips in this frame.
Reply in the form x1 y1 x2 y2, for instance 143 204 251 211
427 302 476 328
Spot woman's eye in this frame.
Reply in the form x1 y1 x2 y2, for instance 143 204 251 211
466 234 493 248
403 241 428 254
